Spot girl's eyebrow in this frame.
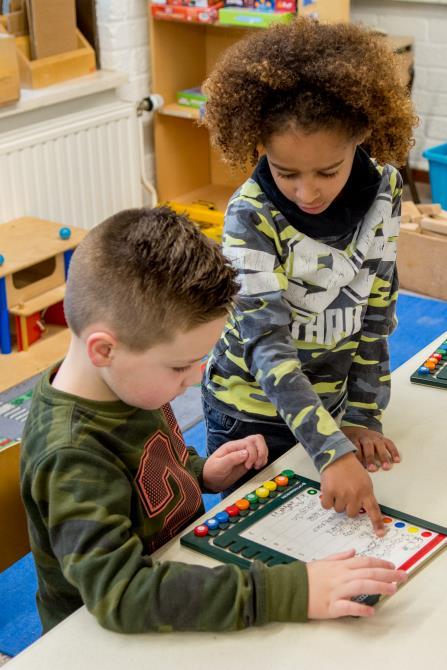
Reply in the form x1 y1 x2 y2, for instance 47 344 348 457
270 158 345 172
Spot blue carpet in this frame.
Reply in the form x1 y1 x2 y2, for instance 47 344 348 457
0 554 41 656
390 292 447 369
1 291 446 657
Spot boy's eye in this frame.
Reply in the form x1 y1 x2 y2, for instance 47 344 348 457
172 366 191 373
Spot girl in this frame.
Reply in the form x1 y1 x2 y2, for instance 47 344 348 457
202 19 417 535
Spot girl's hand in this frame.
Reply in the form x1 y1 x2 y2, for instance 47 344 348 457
320 452 385 537
341 426 400 472
202 435 268 492
307 549 407 619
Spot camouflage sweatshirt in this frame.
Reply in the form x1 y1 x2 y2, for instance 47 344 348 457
204 153 402 473
20 369 308 634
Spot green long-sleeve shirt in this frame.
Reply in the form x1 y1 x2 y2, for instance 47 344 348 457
20 369 308 633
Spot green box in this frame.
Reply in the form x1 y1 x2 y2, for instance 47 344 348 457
176 86 207 109
218 7 294 27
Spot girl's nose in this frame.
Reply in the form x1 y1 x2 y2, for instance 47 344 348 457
295 180 319 205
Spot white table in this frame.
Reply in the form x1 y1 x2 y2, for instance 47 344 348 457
8 334 447 670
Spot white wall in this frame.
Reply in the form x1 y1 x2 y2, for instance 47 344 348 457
352 0 447 170
95 0 155 197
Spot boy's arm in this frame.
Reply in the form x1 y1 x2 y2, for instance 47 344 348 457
222 196 356 473
341 171 402 433
186 447 207 489
34 447 308 633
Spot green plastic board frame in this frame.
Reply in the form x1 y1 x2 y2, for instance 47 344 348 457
181 472 447 605
410 337 447 389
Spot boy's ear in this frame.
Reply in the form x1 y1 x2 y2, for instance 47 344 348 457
86 331 117 368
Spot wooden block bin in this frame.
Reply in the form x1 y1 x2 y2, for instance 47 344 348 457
15 29 96 89
397 229 447 302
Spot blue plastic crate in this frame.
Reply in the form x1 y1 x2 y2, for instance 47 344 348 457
423 143 447 209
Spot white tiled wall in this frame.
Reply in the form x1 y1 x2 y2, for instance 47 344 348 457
352 0 447 169
95 0 155 195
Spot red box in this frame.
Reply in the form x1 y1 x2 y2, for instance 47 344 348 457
151 3 222 22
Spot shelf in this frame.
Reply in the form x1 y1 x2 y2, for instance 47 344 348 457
9 285 65 317
0 325 70 394
0 70 127 121
158 103 201 121
168 183 236 212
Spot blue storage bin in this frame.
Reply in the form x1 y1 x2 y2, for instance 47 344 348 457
423 143 447 209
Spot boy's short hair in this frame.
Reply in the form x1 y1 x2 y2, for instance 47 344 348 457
64 206 239 350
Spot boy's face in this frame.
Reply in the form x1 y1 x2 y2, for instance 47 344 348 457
265 125 359 215
100 316 227 410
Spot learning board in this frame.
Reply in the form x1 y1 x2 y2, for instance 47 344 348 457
181 470 447 604
410 337 447 389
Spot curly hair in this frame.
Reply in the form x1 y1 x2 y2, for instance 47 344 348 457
203 19 418 167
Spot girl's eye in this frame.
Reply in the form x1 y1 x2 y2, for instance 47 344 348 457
278 173 297 180
172 366 190 373
319 171 339 179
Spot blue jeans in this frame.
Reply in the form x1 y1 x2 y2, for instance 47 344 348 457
202 398 297 497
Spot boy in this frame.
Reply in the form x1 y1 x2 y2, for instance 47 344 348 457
21 207 406 635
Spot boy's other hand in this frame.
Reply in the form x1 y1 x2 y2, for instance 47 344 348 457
341 426 400 472
320 452 385 537
203 435 268 492
307 549 407 619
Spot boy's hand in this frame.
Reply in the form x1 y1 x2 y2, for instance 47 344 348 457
341 426 400 472
202 435 268 492
307 549 407 618
320 452 385 536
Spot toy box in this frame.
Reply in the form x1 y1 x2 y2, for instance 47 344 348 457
397 228 447 302
151 0 221 7
151 3 222 22
176 86 207 109
218 7 295 25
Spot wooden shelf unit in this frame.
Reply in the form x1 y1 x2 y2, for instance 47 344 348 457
150 4 351 211
150 20 251 208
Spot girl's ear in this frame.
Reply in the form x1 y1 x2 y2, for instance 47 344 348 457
86 331 117 368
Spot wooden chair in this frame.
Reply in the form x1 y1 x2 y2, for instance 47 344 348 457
0 441 30 572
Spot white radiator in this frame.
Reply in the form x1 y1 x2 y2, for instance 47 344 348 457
0 101 143 229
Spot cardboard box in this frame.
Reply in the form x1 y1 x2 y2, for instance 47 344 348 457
15 29 96 88
6 7 29 35
26 0 77 59
397 229 447 301
0 25 20 106
317 0 350 22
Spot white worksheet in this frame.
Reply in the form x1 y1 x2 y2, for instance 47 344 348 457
240 487 446 571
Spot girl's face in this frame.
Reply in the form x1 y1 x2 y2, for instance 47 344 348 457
265 125 360 215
